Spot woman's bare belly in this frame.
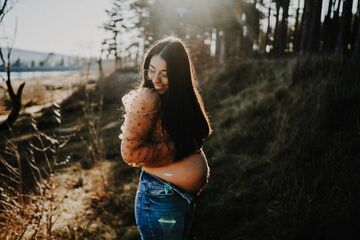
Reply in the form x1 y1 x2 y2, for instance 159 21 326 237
142 149 210 194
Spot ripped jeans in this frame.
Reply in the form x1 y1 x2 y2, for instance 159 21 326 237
135 169 197 240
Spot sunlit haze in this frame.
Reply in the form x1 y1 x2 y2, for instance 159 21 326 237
1 0 113 57
0 0 358 58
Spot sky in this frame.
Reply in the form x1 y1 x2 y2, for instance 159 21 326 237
1 0 358 58
1 0 113 58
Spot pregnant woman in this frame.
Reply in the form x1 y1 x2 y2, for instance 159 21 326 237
119 36 212 240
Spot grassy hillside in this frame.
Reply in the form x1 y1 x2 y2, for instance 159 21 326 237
191 56 360 240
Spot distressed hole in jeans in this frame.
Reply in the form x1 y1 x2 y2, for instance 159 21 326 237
158 217 176 234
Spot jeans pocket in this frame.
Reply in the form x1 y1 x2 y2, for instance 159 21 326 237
147 181 174 196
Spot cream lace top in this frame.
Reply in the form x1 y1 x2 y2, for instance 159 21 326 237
119 88 176 167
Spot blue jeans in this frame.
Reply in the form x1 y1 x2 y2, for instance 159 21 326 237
135 169 197 240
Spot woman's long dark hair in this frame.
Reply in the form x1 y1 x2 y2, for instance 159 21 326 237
138 36 213 161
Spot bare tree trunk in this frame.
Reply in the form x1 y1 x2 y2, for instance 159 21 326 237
97 57 104 79
265 5 272 53
299 0 310 55
300 0 323 55
219 31 226 64
0 0 25 132
329 0 343 53
322 0 334 53
293 0 301 52
0 48 26 131
0 0 9 24
215 28 221 60
279 0 290 55
308 0 323 53
336 0 353 56
273 2 281 56
350 0 360 50
352 2 360 60
225 29 232 61
352 24 360 60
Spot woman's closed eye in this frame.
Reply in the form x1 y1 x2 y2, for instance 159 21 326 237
145 69 168 81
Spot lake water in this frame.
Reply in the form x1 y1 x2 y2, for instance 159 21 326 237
0 70 80 81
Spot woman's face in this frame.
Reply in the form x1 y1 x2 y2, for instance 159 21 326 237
147 55 169 94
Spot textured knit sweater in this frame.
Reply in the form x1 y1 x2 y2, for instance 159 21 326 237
119 87 176 167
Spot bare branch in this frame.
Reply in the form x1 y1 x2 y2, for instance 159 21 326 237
0 0 8 17
0 16 26 131
0 47 5 66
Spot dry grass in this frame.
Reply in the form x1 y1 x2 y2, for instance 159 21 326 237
0 160 117 239
0 87 75 239
0 60 123 239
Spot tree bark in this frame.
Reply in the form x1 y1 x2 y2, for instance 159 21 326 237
322 0 334 53
0 48 26 132
352 2 360 60
0 0 9 24
265 5 272 53
328 0 343 53
350 0 360 50
336 0 353 56
299 0 310 55
0 0 26 132
0 81 25 131
308 0 323 53
279 0 290 55
300 0 323 55
273 2 281 56
215 29 221 60
293 0 301 52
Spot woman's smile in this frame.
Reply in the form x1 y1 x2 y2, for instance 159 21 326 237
155 83 167 87
154 84 168 94
149 55 169 94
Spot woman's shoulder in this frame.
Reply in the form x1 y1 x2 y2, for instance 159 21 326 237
122 87 160 114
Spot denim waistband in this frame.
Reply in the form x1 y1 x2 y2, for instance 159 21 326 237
140 169 196 205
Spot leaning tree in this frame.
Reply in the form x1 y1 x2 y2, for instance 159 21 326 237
0 0 25 132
